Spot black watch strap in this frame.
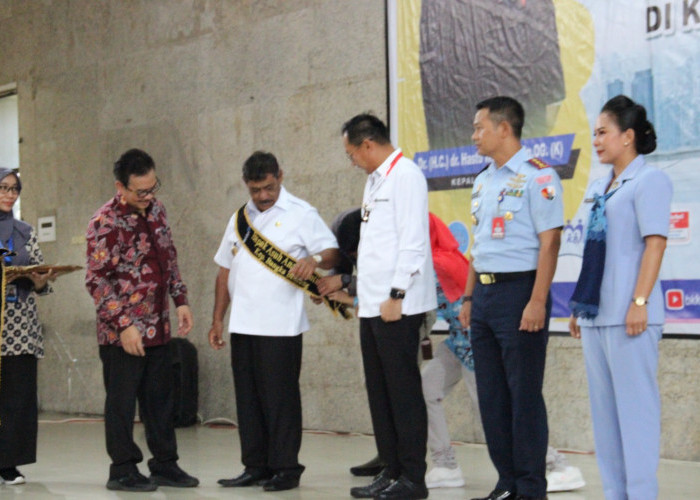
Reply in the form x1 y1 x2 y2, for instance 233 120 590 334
390 288 406 300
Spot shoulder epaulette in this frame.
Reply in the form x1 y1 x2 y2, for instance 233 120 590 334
528 158 551 169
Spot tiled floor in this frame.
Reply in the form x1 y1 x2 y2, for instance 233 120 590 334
1 415 697 499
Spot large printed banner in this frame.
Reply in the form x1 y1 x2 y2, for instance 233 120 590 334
388 0 700 335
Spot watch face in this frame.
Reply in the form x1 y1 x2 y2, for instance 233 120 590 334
635 297 646 306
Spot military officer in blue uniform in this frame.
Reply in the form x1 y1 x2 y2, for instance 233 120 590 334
459 96 564 500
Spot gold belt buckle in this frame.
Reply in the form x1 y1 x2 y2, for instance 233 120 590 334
479 273 495 285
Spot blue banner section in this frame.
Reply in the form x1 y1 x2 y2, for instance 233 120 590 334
415 146 487 179
551 281 576 319
552 280 700 323
415 134 576 179
660 280 700 321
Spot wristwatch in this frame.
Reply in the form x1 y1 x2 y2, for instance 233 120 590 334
632 296 648 306
461 295 473 304
341 273 352 288
390 288 406 300
312 254 322 264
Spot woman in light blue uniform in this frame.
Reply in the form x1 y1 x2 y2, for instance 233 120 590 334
569 95 672 500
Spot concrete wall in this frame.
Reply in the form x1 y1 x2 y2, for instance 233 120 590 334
1 0 698 462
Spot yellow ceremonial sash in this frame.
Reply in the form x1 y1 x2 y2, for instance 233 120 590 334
234 206 351 320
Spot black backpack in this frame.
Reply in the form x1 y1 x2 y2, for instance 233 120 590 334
169 338 199 427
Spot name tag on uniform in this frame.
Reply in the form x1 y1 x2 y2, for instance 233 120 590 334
491 217 505 239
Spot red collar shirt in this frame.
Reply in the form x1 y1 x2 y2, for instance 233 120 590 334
85 195 188 347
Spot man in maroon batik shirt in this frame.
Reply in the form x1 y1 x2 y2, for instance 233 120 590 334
85 148 198 492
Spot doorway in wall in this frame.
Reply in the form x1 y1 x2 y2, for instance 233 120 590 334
0 84 20 218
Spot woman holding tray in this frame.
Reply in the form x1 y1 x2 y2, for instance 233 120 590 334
0 167 55 485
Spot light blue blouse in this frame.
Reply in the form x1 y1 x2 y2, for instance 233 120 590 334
578 155 672 327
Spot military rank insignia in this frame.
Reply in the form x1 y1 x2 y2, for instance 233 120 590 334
528 158 551 169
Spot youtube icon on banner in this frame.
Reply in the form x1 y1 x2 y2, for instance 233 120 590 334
666 289 684 311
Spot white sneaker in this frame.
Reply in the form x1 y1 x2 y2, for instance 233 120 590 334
5 475 25 485
425 466 465 488
0 467 26 485
546 465 585 492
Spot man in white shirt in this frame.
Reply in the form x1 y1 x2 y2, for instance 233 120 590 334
341 114 437 500
208 151 339 492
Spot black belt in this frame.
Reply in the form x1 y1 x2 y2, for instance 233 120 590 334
477 270 536 285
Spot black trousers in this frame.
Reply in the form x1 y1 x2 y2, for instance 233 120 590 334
359 314 427 484
0 354 38 469
230 333 305 478
470 275 550 497
99 344 178 479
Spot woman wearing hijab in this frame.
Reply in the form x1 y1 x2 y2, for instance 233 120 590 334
0 167 54 485
569 96 672 500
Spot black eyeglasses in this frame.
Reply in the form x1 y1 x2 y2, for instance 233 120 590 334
126 178 161 199
0 184 20 195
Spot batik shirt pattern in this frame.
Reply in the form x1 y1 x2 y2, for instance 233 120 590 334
1 231 51 358
85 196 188 347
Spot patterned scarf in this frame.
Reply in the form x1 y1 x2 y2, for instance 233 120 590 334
569 190 616 318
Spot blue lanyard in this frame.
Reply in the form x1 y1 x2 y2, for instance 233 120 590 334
3 235 13 264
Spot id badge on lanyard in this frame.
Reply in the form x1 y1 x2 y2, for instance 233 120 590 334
491 216 505 239
5 284 17 302
491 189 506 239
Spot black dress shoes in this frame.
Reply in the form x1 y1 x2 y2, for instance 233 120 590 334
350 455 387 477
218 469 272 487
149 462 199 487
261 472 300 492
350 468 394 498
106 471 158 492
375 475 428 499
471 489 516 500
